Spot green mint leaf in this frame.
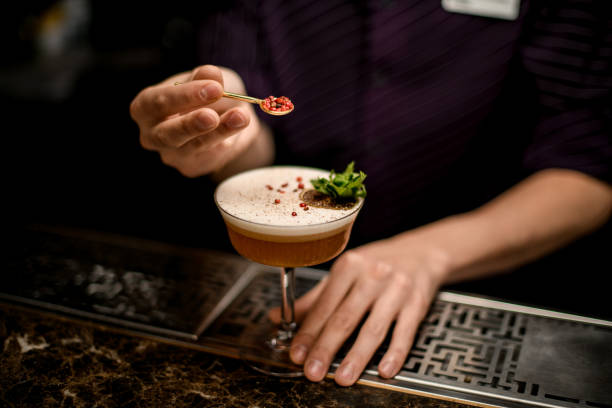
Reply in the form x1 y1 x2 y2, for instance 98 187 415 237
310 161 367 199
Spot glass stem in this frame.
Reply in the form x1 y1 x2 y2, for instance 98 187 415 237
280 267 297 336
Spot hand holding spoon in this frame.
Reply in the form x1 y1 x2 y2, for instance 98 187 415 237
174 82 294 116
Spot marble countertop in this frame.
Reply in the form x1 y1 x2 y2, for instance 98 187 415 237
1 304 470 408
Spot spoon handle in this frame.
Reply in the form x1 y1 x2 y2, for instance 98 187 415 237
173 82 262 104
223 91 262 104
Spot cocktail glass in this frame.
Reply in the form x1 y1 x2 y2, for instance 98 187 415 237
214 166 364 376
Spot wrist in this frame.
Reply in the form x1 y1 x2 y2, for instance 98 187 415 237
386 227 455 289
398 212 484 286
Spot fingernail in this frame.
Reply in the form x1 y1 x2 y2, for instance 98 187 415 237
227 111 247 128
201 84 220 100
338 363 355 383
291 344 307 364
379 360 395 377
305 359 324 379
197 113 214 130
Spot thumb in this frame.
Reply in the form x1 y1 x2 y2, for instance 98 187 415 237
189 65 225 86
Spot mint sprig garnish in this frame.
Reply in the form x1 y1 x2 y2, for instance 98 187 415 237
311 161 367 199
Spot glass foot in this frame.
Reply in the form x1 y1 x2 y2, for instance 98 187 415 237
239 326 304 377
245 359 304 378
266 323 295 350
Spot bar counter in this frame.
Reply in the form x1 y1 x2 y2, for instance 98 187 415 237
0 304 467 407
2 225 611 408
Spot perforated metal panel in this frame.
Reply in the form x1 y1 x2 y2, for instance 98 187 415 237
353 295 612 408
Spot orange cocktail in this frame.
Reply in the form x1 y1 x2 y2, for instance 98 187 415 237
215 166 363 267
214 165 363 376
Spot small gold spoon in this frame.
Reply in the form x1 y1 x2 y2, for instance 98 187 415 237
174 82 293 116
223 91 294 116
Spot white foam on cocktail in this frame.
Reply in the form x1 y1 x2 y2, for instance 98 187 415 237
215 166 363 237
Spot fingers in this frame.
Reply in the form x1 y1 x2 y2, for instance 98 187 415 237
129 65 259 177
295 253 392 382
289 253 362 367
302 272 385 382
378 290 430 379
188 64 225 85
145 107 249 151
131 79 223 125
143 107 219 150
130 65 226 126
179 108 250 152
289 247 438 387
334 273 409 385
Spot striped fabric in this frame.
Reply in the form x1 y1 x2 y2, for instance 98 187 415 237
199 0 611 246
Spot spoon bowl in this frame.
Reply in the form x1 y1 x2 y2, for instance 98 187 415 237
258 98 294 116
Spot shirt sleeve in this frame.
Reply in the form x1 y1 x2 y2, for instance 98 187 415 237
520 0 612 183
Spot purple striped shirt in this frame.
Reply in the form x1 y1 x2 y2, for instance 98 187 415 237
199 0 611 245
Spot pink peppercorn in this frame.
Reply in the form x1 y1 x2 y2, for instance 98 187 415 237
264 95 293 111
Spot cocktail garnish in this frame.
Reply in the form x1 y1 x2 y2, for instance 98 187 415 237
310 161 367 199
262 95 294 113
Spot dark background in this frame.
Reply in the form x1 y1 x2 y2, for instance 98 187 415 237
3 1 232 251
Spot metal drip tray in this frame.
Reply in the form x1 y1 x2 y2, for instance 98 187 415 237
355 293 612 408
2 226 611 408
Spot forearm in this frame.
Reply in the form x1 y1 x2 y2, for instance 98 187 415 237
403 169 612 284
